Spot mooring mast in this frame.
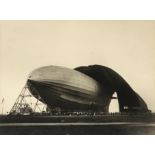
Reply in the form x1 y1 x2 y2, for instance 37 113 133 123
10 85 47 115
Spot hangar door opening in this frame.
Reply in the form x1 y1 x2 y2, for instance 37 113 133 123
109 92 119 112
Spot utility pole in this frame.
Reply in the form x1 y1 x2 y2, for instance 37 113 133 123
1 98 4 115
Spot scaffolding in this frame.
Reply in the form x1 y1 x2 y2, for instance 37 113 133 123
10 84 47 115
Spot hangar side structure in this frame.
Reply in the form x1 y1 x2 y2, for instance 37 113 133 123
75 65 148 112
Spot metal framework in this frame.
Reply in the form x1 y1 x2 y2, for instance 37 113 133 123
10 84 47 115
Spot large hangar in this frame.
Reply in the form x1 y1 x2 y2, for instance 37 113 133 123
27 65 149 113
75 65 148 112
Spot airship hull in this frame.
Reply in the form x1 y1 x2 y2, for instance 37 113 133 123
27 66 112 111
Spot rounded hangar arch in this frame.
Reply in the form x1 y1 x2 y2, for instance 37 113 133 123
74 65 148 113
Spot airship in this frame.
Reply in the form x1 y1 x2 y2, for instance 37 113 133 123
27 66 112 112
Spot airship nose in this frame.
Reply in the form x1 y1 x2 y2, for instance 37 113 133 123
28 75 32 80
27 69 44 82
27 75 36 82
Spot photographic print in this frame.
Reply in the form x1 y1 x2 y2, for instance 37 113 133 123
0 20 155 135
